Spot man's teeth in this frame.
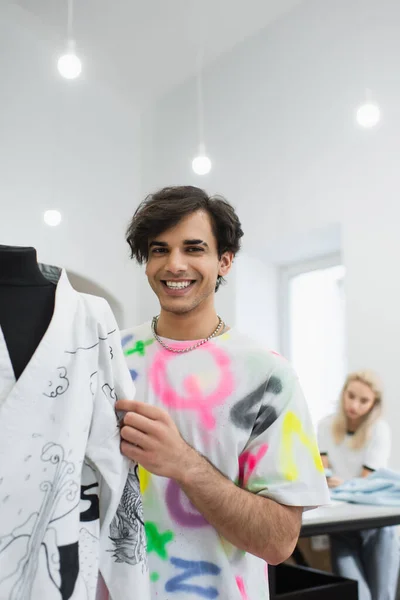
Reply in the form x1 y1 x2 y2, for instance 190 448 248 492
165 281 192 289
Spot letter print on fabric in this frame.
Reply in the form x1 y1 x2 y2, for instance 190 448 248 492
230 376 281 435
149 345 234 430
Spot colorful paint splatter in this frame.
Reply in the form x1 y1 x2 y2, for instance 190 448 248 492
122 322 330 599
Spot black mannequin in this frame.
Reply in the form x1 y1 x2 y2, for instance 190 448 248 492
0 245 56 379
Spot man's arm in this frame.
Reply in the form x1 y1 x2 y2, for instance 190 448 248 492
116 400 302 565
176 449 302 564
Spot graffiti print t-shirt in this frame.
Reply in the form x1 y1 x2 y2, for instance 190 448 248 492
122 323 330 600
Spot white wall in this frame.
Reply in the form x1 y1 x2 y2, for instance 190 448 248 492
0 4 140 327
140 0 400 467
235 254 279 349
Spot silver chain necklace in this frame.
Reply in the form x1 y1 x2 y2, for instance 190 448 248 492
151 315 224 353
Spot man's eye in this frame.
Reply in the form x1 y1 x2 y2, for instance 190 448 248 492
152 248 167 254
187 247 203 253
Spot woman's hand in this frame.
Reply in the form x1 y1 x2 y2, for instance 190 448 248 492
327 476 344 488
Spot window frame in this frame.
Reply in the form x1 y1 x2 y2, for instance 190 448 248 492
279 252 343 359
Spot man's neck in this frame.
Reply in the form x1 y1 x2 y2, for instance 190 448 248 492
156 307 221 341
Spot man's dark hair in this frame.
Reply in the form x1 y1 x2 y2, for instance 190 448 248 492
126 185 244 291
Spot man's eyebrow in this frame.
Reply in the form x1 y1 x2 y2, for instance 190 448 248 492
149 241 168 247
148 239 209 248
183 239 209 247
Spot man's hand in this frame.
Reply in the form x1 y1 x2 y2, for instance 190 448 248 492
115 400 196 481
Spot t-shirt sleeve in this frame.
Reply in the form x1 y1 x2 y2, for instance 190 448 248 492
363 420 391 471
238 357 330 509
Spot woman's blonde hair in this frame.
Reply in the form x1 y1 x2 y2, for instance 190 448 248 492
332 370 383 449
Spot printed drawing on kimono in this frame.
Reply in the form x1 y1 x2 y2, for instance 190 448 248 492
0 326 134 599
109 464 147 569
0 442 80 600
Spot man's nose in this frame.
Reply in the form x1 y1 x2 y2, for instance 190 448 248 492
165 249 187 274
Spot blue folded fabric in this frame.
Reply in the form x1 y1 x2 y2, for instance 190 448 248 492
331 468 400 506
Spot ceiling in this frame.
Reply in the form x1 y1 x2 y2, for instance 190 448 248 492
8 0 304 108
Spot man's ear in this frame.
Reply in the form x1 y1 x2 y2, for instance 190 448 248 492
218 252 234 277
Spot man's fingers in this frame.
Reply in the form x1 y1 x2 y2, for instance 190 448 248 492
120 440 144 462
120 425 149 449
116 400 168 422
116 399 137 413
123 411 158 434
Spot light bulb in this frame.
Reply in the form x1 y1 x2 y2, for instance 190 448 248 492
356 103 381 128
44 210 62 227
58 53 82 79
192 154 212 175
58 40 82 80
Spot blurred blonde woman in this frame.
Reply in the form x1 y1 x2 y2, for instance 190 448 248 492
318 371 399 600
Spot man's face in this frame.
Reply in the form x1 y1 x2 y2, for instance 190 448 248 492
145 210 233 315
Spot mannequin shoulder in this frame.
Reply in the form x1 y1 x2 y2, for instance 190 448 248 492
74 293 124 341
77 292 115 321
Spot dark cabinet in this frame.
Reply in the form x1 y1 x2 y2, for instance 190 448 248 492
269 564 358 600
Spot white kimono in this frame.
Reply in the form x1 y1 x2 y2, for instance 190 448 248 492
0 267 150 600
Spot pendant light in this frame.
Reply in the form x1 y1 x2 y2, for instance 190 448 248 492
192 50 212 175
57 0 82 80
356 88 381 128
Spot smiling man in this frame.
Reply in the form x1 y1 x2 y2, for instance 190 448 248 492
117 186 329 600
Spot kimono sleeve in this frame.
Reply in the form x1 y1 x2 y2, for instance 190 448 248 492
238 356 330 509
85 302 150 600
